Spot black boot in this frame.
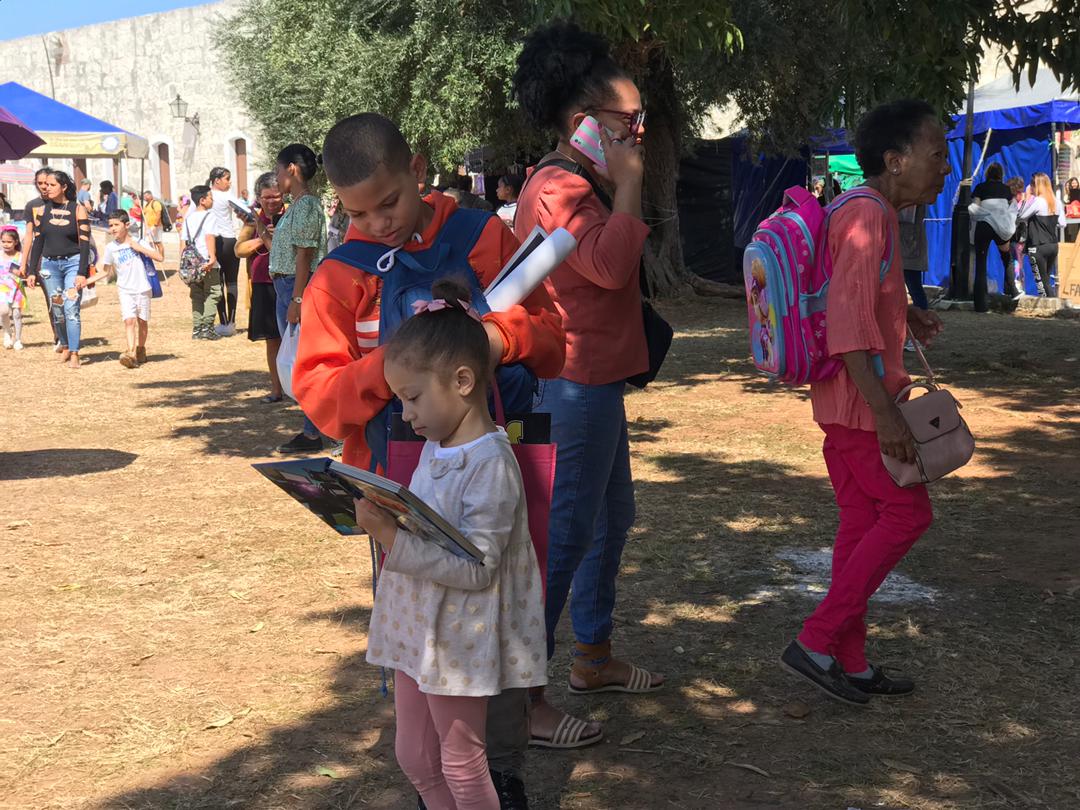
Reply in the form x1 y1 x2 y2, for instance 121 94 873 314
417 797 426 810
491 769 528 810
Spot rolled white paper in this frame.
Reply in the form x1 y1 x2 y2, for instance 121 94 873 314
484 227 577 312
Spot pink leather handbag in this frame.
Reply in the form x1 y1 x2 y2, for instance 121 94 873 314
881 334 975 488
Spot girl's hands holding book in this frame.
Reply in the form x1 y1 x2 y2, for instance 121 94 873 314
354 498 397 551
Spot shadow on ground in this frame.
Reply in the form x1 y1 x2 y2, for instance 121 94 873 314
101 297 1080 810
0 448 137 480
135 371 314 457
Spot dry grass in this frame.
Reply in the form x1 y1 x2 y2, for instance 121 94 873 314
1 251 1078 809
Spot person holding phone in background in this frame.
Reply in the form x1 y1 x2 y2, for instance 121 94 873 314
236 171 287 403
511 21 663 751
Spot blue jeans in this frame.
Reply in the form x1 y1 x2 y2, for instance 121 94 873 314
534 378 635 659
273 274 319 438
39 255 83 351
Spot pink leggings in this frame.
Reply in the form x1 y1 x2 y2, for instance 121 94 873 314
799 424 933 673
394 671 499 810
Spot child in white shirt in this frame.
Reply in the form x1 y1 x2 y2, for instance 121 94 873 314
103 211 164 367
355 278 546 810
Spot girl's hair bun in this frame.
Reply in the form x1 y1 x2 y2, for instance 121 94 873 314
431 277 472 306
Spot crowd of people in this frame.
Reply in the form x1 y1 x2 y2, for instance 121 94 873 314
293 22 943 810
7 21 1062 810
967 165 1074 309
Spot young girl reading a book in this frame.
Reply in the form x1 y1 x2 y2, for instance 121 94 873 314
354 278 546 810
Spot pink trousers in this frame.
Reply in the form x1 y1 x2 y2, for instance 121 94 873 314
799 424 934 673
394 671 499 810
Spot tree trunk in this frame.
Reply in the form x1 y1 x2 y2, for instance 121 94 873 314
640 54 687 299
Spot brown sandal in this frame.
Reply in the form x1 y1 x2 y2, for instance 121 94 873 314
568 640 665 696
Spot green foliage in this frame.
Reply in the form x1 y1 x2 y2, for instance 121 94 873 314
717 0 1080 155
218 0 547 173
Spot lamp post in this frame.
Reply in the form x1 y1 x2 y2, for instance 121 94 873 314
169 94 200 135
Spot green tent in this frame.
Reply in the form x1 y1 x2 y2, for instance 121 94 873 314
828 154 864 190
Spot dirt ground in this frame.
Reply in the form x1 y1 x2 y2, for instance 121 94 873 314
2 250 1078 810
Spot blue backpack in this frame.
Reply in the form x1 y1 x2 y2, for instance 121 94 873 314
323 207 537 470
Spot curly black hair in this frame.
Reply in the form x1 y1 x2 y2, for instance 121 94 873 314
512 21 628 135
854 99 939 177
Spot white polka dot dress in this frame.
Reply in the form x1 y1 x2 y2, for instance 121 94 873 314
366 431 548 697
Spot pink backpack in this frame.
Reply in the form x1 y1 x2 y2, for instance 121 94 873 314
743 186 893 384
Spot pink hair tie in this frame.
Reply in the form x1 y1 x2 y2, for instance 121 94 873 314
410 298 483 322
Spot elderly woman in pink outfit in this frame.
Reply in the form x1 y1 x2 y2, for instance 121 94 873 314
781 100 948 706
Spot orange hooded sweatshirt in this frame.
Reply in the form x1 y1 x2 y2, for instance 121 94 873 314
293 190 566 471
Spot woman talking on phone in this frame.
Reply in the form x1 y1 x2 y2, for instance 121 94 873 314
511 21 663 750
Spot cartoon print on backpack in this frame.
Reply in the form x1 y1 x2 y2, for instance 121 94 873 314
749 257 776 370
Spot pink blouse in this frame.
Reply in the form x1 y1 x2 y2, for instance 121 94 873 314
811 189 911 431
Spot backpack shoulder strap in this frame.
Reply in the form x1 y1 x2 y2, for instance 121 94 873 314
825 189 895 284
434 207 492 260
524 155 613 210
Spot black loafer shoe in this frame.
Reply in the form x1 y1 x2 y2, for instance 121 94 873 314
276 432 325 455
848 665 915 697
780 641 869 706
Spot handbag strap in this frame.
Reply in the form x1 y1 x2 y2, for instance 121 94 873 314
906 326 936 388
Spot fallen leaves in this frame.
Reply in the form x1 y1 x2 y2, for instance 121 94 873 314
315 766 340 779
204 707 252 730
228 590 249 602
249 621 265 633
5 520 31 530
782 702 811 719
620 731 646 746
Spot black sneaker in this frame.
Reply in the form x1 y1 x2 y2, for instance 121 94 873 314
491 769 528 810
779 641 869 706
848 665 915 697
277 432 324 454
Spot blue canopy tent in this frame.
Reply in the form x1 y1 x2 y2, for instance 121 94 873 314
929 71 1080 293
806 74 1080 291
0 82 148 159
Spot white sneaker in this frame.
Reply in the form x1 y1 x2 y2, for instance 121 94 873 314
13 340 23 351
2 333 11 349
54 339 63 353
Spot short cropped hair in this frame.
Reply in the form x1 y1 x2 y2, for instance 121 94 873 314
254 171 278 196
854 99 938 177
322 113 412 187
108 210 130 224
190 185 211 206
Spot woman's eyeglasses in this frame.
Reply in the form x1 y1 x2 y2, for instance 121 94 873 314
594 108 647 137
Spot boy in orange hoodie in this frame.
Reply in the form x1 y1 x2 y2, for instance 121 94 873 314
293 113 565 809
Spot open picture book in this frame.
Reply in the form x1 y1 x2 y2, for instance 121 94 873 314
254 457 483 564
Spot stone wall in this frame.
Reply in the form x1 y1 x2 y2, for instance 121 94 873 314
0 0 266 208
